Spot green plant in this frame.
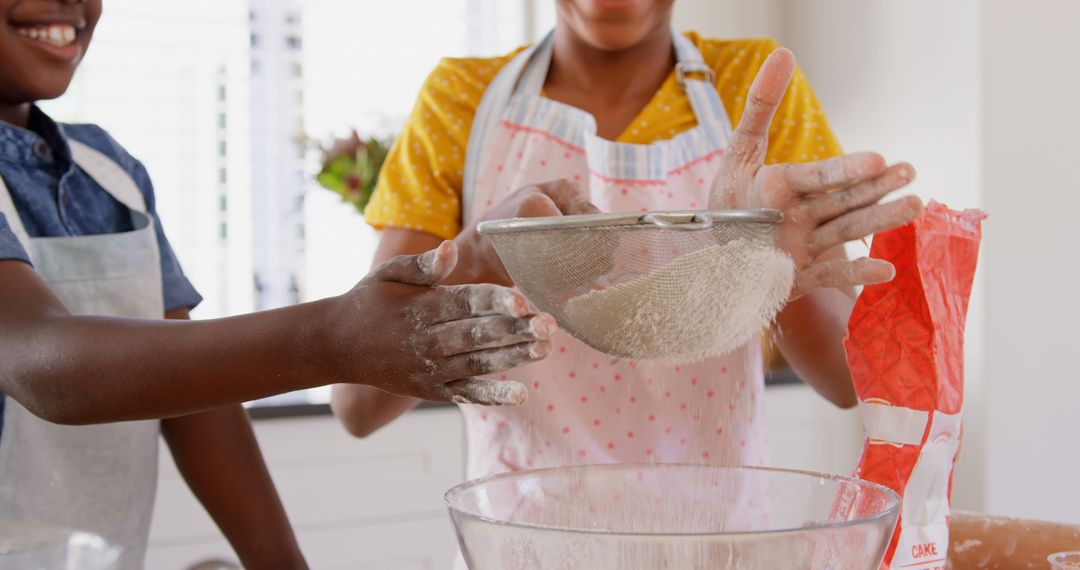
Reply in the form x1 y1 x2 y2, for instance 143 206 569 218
314 130 392 214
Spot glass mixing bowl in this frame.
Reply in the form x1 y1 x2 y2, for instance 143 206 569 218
0 524 120 570
446 464 900 569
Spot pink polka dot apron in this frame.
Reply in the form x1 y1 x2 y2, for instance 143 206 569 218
461 30 769 492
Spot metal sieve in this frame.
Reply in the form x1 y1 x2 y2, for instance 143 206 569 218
477 209 789 361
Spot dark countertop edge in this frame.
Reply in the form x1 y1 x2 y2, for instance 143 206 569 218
246 400 449 421
247 369 804 421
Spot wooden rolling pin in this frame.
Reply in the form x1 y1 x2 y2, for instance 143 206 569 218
948 511 1080 569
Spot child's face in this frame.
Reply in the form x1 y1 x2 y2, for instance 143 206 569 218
556 0 674 51
0 0 101 105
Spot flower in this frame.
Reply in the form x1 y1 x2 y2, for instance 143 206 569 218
314 129 392 214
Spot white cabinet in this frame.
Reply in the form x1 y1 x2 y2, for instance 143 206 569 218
763 383 864 476
147 407 465 570
147 385 862 569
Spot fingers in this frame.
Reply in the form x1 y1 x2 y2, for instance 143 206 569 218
414 310 555 405
370 241 458 285
533 179 601 215
709 48 798 208
781 153 889 195
435 342 552 387
425 314 557 357
793 257 896 298
727 48 797 162
438 378 530 406
808 195 924 257
419 283 532 324
803 162 915 222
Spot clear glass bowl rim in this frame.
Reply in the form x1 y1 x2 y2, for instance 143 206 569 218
445 463 901 539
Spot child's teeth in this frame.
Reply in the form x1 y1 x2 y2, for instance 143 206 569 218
17 25 76 47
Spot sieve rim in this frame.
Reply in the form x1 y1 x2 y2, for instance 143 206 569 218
476 208 782 235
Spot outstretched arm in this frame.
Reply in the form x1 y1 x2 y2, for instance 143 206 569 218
0 242 553 424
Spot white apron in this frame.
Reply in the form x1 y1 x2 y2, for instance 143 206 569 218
451 33 772 567
0 140 163 570
452 31 772 569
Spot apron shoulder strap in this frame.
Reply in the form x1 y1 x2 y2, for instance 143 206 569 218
68 139 148 214
462 34 553 218
0 138 150 260
0 176 33 257
672 33 733 138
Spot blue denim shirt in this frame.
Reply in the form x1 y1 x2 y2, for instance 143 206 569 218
0 106 201 312
0 108 202 433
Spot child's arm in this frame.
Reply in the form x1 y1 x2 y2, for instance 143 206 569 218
0 242 553 425
160 311 306 568
162 408 306 569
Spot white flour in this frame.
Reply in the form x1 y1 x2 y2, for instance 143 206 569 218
561 239 794 361
448 379 529 406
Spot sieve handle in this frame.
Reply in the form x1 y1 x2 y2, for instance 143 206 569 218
640 213 714 231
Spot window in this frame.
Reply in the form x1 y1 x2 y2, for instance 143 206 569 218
42 0 531 408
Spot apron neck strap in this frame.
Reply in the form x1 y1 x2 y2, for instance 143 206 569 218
0 177 32 254
671 33 730 134
68 140 148 214
0 138 148 255
515 33 554 96
462 30 733 218
513 31 730 134
462 37 550 218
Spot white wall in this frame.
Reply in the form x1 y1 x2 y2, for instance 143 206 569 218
780 0 982 210
982 0 1080 524
672 0 783 39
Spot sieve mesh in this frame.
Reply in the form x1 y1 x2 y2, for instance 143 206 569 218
479 210 794 362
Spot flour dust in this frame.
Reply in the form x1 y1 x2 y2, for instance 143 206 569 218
561 239 794 362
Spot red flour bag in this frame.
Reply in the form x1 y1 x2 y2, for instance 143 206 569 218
844 201 985 570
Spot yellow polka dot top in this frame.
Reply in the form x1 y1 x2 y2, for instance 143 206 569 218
365 33 843 240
